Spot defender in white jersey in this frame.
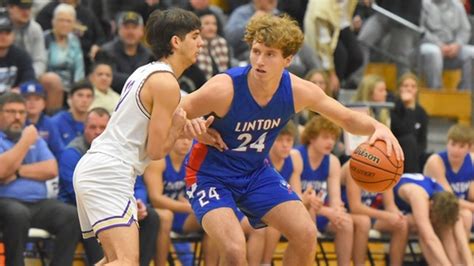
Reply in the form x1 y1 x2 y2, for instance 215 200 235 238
73 9 209 265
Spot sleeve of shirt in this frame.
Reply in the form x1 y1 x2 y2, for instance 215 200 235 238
58 148 81 204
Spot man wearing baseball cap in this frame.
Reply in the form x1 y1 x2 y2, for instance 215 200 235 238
0 11 35 94
21 81 64 158
99 11 153 93
7 0 47 78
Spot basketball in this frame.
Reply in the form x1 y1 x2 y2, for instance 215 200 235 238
349 140 404 192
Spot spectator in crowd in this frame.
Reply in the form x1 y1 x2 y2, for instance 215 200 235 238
305 69 332 97
7 0 47 78
51 79 94 147
357 0 422 80
184 0 227 36
195 9 231 81
390 73 428 173
304 0 363 91
394 173 473 265
99 11 154 92
353 74 390 127
419 0 474 90
44 3 85 97
286 42 321 79
0 12 35 94
423 124 474 236
58 107 159 265
342 163 408 266
88 61 119 113
296 116 371 265
277 0 307 28
36 0 106 69
0 92 81 266
224 0 278 61
21 81 64 158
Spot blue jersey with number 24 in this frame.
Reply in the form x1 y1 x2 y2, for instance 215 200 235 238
186 66 295 178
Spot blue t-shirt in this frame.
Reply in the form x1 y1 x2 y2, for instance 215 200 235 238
0 131 54 202
394 173 444 213
268 155 293 182
296 145 330 195
186 66 295 178
51 110 84 146
439 151 474 199
27 113 64 158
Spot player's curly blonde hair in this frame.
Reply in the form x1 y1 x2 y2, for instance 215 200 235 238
244 14 304 58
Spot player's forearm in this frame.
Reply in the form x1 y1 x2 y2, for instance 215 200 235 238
150 195 192 213
342 111 380 136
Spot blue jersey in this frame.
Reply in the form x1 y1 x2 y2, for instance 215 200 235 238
297 145 330 196
163 155 187 200
394 173 444 213
269 155 293 182
186 66 295 180
439 151 474 199
134 175 149 204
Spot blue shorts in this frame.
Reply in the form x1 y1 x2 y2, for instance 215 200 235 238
172 209 246 234
186 165 300 228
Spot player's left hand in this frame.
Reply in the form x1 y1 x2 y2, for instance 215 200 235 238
196 128 228 151
183 116 214 138
368 123 404 162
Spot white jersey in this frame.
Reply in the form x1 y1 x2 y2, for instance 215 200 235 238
88 61 174 175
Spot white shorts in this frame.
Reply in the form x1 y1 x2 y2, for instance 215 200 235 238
73 152 138 239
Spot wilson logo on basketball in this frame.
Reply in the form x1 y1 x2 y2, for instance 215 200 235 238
353 147 380 164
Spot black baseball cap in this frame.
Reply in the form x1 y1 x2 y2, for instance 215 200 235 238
7 0 33 9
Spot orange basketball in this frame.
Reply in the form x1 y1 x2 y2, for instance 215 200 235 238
349 140 404 192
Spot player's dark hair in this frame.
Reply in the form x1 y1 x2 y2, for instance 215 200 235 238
145 8 201 59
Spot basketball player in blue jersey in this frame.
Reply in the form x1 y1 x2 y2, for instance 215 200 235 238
424 124 474 235
394 173 473 265
297 116 371 265
262 121 323 265
73 9 213 265
180 14 403 265
145 138 265 266
341 163 408 266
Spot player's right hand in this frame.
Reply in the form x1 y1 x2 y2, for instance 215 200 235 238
185 116 214 137
172 108 187 132
196 128 228 151
21 125 38 146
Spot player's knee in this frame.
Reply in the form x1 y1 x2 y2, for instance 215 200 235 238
290 225 317 251
157 209 174 230
222 241 247 263
353 215 371 233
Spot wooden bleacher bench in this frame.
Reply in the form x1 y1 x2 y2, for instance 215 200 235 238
418 88 471 125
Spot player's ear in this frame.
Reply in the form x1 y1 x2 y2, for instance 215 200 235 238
170 35 181 50
284 55 293 68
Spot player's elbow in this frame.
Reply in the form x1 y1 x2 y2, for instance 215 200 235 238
147 147 167 161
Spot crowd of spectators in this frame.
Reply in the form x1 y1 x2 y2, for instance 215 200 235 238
0 0 474 265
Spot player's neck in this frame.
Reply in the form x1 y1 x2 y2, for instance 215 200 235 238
247 74 281 106
269 152 284 170
169 152 185 170
160 57 187 78
308 147 324 166
448 154 464 171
